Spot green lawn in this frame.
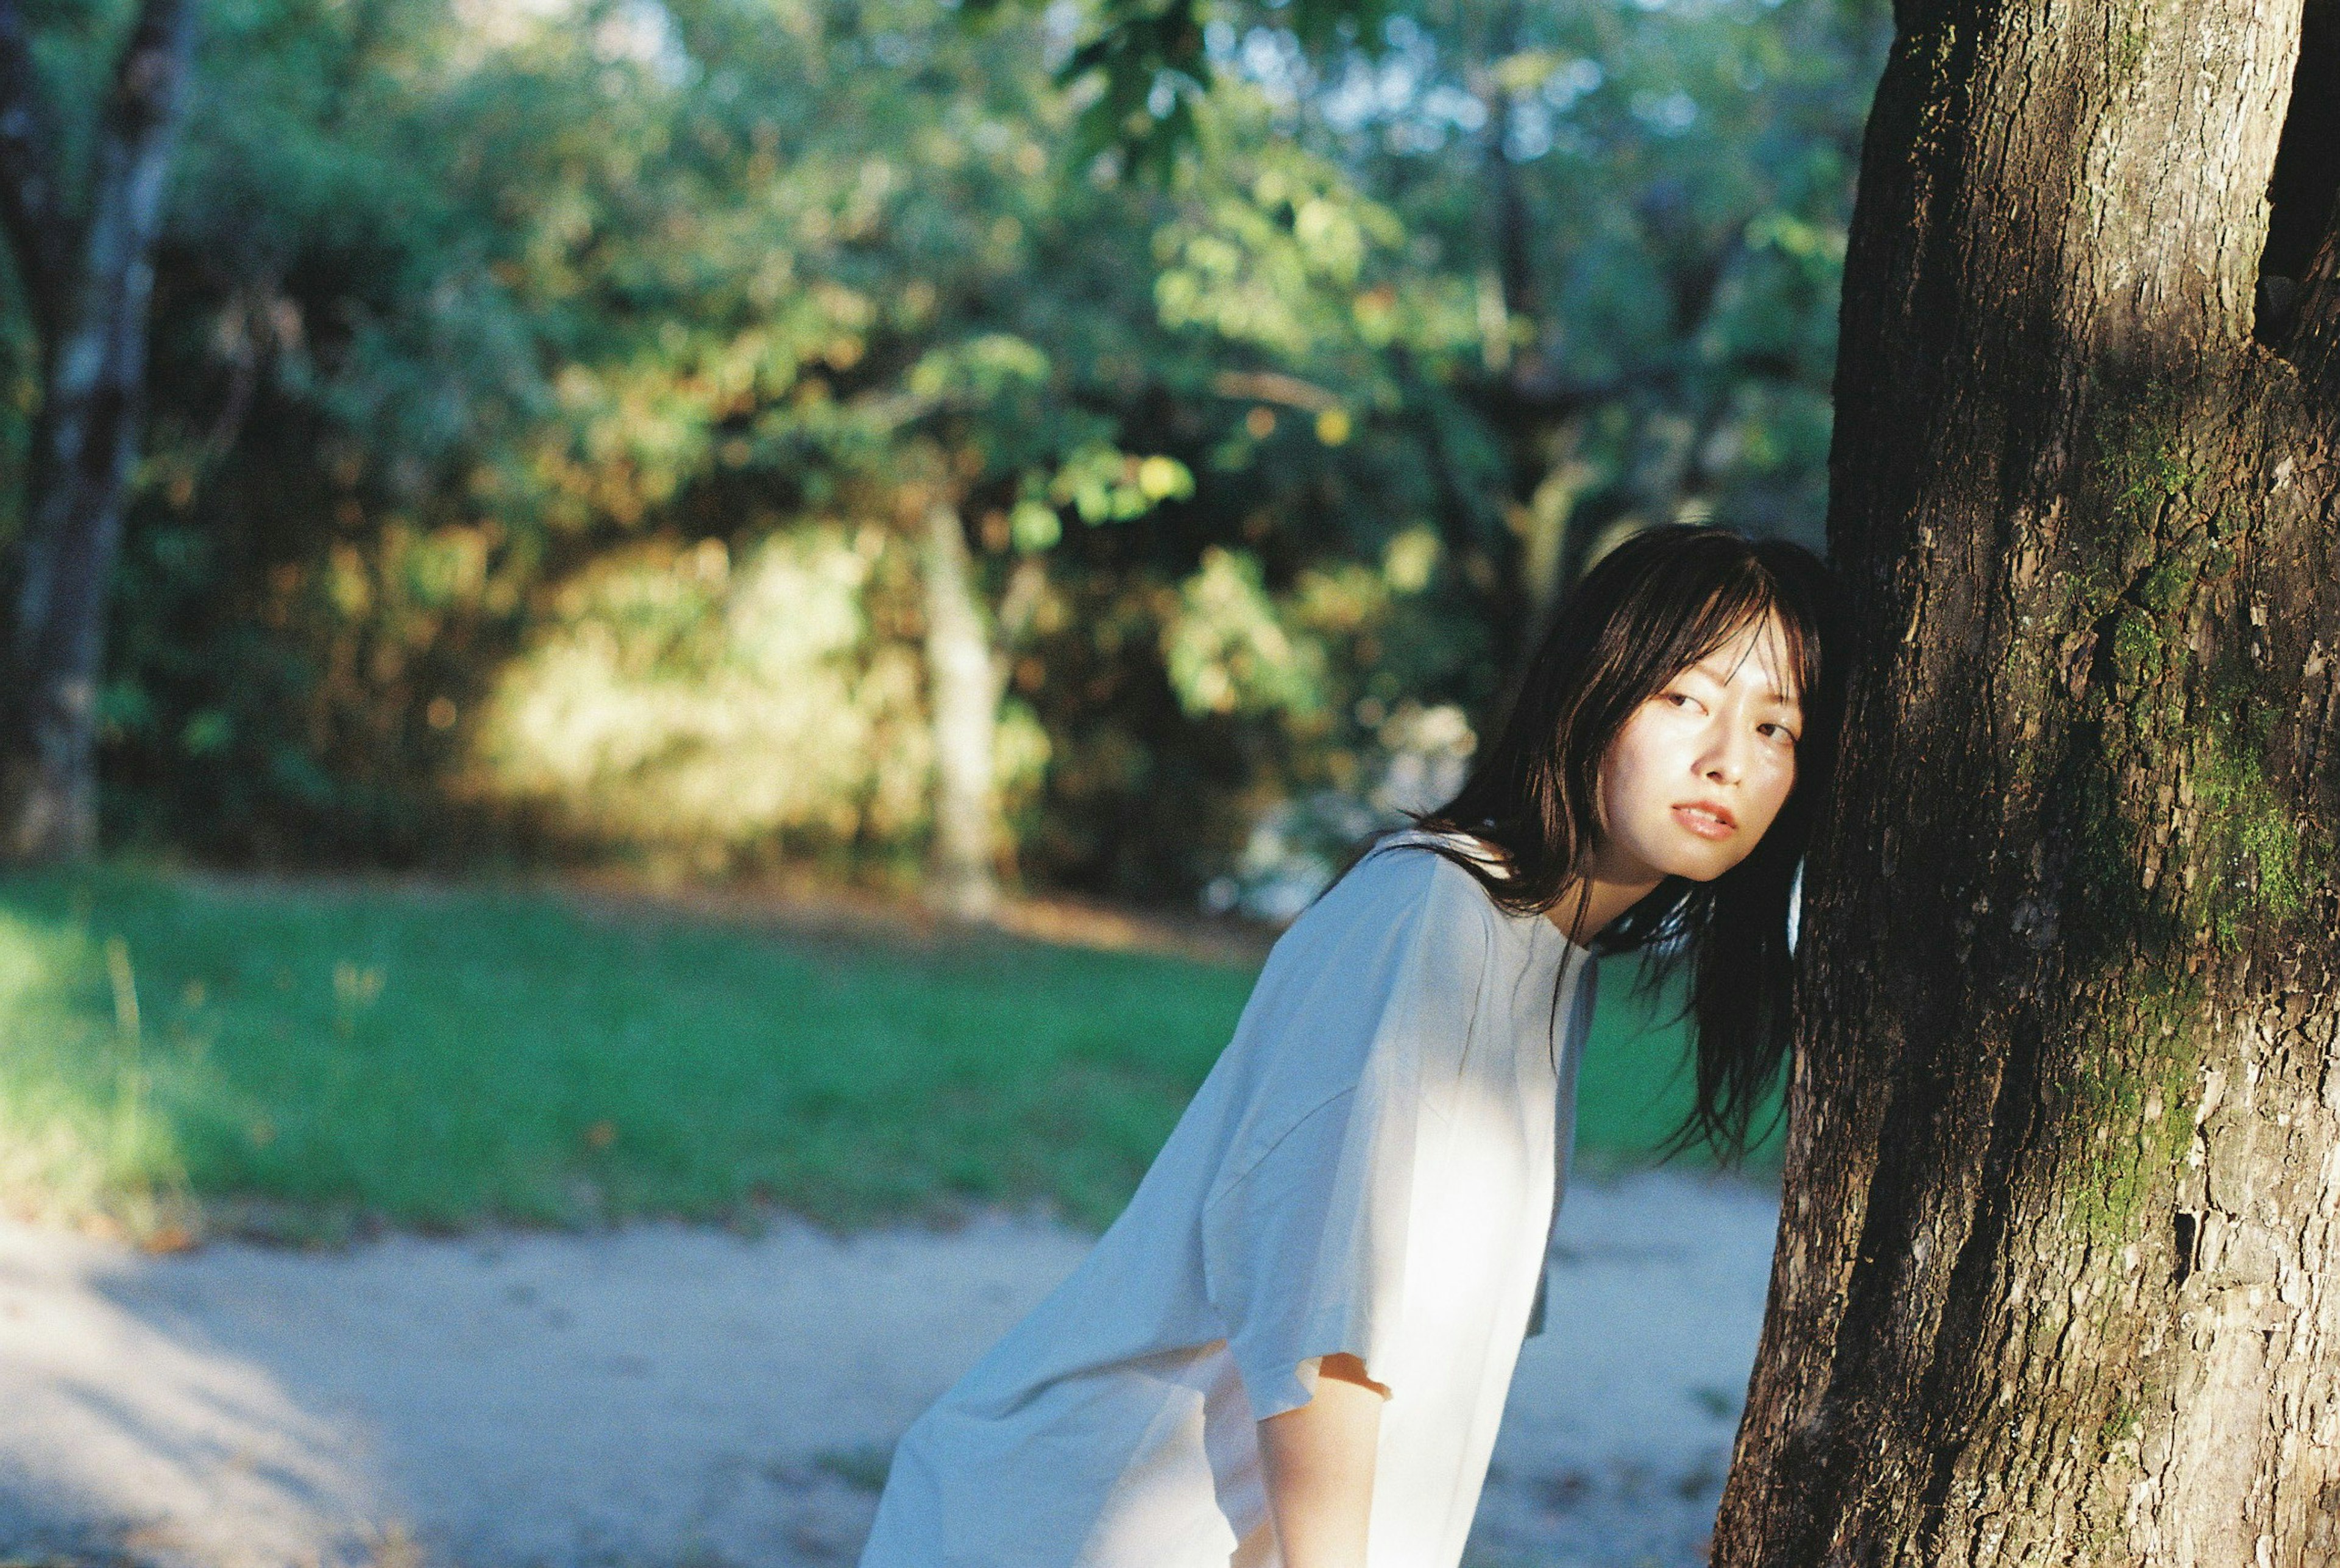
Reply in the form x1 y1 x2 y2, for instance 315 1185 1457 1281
0 867 1770 1241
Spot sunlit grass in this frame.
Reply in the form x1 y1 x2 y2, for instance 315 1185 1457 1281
0 867 1762 1241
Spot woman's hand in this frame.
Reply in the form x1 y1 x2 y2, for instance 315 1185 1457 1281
1256 1352 1386 1567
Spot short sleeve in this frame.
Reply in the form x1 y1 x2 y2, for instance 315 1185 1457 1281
1197 848 1487 1420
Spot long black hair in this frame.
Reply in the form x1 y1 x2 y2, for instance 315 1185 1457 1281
1409 524 1845 1163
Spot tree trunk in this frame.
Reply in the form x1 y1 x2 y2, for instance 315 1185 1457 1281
0 0 198 860
1714 2 2340 1563
920 498 1005 920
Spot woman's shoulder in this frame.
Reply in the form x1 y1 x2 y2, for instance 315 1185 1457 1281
1295 828 1515 956
1351 827 1514 909
1362 824 1509 871
1206 836 1507 1181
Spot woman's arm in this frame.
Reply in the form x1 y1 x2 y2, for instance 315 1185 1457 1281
1255 1352 1386 1567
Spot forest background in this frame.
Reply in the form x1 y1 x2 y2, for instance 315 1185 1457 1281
5 0 1884 915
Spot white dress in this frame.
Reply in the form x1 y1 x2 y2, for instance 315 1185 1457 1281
859 834 1599 1568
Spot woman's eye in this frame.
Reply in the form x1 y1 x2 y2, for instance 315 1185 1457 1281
1663 691 1698 709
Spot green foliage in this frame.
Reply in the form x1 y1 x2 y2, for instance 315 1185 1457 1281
0 0 1879 895
0 865 1733 1235
1163 545 1333 718
464 525 953 866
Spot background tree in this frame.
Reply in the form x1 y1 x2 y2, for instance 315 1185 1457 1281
0 0 198 859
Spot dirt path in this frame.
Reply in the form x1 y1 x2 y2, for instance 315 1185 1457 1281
0 1169 1778 1568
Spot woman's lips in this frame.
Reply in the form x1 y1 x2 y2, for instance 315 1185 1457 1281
1671 803 1736 840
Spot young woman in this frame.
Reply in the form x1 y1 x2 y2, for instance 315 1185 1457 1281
859 524 1843 1568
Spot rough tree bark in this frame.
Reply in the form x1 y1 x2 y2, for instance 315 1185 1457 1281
1715 2 2340 1564
0 0 198 860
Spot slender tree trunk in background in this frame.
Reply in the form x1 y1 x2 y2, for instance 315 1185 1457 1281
0 0 198 860
1714 2 2340 1562
920 498 1004 920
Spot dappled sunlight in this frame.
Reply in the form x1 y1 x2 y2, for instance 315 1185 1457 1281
0 1211 1097 1566
0 1223 388 1566
0 1176 1778 1568
0 869 1271 1233
0 907 202 1233
463 526 943 859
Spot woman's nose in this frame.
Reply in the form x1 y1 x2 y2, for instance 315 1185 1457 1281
1700 729 1748 785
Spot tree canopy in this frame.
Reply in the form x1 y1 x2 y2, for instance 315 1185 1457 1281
0 0 1885 899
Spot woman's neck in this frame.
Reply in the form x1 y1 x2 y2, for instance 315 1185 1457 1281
1443 826 1661 945
1545 868 1665 945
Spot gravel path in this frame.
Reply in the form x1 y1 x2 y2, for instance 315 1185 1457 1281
0 1169 1778 1568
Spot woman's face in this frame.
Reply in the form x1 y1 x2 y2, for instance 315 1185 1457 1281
1592 609 1804 887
